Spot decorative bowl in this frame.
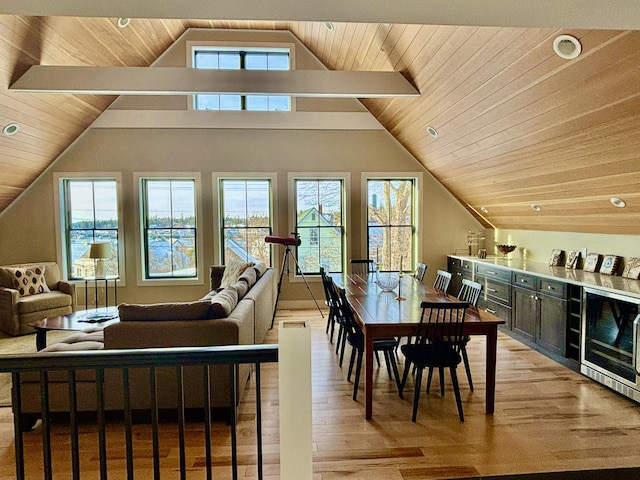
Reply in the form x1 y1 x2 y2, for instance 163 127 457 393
496 244 517 255
376 271 399 292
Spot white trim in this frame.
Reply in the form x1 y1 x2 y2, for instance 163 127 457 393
52 172 126 286
212 172 278 266
91 110 383 130
133 172 205 287
288 172 350 279
361 172 423 270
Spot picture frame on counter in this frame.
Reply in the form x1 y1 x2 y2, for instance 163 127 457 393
565 250 580 269
622 257 640 279
583 253 602 273
599 254 621 276
549 249 564 266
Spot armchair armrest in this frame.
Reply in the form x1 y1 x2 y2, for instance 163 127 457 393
0 287 20 336
56 281 77 311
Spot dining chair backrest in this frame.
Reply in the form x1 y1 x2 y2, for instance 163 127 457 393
350 259 375 276
433 269 452 292
336 287 364 343
457 279 482 307
416 301 469 350
320 267 336 307
414 263 427 282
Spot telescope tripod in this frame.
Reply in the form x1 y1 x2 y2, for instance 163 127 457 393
270 244 324 329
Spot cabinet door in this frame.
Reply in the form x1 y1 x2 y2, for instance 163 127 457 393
537 294 567 356
448 265 463 297
513 286 536 341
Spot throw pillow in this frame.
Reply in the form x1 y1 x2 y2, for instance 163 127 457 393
252 262 268 278
238 267 257 288
2 265 50 297
233 280 249 299
118 301 212 321
210 286 239 319
220 260 254 288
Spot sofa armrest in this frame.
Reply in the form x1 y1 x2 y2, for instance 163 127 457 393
56 281 77 311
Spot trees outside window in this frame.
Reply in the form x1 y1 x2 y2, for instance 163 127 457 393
141 179 197 278
294 179 344 274
220 179 272 266
62 179 119 280
367 179 415 272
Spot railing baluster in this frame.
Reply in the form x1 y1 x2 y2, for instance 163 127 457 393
40 370 52 480
177 366 186 480
123 368 134 479
203 365 213 480
150 366 160 480
11 372 25 480
229 364 238 480
68 369 80 479
96 368 108 480
255 362 263 480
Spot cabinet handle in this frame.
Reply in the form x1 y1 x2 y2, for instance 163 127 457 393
487 270 498 275
520 279 527 283
488 288 498 293
486 308 497 314
547 285 554 291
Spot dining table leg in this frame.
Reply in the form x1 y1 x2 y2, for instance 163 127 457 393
364 328 375 420
485 325 498 414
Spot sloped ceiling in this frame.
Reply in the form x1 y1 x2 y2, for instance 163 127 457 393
1 7 639 234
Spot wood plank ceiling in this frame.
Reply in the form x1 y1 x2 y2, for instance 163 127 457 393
1 15 639 234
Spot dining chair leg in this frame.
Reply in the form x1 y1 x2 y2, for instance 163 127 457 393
388 351 402 394
439 367 445 396
399 360 412 399
450 366 464 422
325 307 333 334
339 333 347 367
412 366 424 422
461 344 474 391
347 347 357 381
353 350 363 401
426 367 434 393
335 325 343 354
382 350 392 378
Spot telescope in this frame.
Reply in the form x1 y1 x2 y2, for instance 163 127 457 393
264 234 301 246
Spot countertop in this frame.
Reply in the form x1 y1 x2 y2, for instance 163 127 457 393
449 255 640 300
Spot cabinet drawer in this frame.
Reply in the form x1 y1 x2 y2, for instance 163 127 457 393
461 260 474 274
538 278 566 298
513 272 536 289
448 257 461 269
477 297 512 329
476 263 510 282
480 278 511 304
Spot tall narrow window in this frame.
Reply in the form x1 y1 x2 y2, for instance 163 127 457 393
193 48 290 111
62 179 120 280
141 179 197 279
220 179 273 266
294 179 344 274
367 179 415 272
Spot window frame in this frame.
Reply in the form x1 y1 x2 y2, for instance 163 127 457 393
362 173 422 273
134 172 204 286
53 173 125 284
213 173 277 267
188 42 295 112
288 173 350 277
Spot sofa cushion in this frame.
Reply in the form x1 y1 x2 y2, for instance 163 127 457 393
220 261 254 288
238 267 257 289
233 279 249 299
253 262 268 278
0 265 50 297
118 301 212 321
210 286 239 319
18 290 73 314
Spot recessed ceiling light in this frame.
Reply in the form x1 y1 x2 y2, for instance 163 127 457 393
117 17 131 28
553 34 581 60
531 204 541 212
426 126 439 138
610 197 626 208
480 207 489 214
2 123 19 136
324 22 334 31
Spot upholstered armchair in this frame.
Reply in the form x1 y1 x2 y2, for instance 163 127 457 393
0 262 76 336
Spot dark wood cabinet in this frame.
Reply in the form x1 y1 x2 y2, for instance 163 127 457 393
447 257 474 296
475 263 512 330
513 285 536 341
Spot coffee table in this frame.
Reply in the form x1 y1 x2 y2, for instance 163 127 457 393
27 307 119 351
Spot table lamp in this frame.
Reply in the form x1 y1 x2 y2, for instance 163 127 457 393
89 242 111 278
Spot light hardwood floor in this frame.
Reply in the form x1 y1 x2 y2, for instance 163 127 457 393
1 308 640 479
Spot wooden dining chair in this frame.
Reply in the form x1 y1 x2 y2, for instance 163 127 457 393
413 263 427 282
456 279 482 391
433 269 452 292
336 287 401 401
350 259 375 277
399 301 470 422
320 267 340 342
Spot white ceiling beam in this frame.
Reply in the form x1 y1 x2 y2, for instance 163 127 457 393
1 0 639 30
10 66 419 97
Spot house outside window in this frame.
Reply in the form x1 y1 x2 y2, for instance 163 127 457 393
294 179 344 274
219 179 273 266
367 178 416 272
60 179 120 280
140 178 198 279
192 47 290 111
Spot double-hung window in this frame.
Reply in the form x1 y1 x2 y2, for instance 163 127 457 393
367 178 416 272
59 178 120 280
193 47 290 111
219 178 273 266
294 179 345 274
140 178 198 279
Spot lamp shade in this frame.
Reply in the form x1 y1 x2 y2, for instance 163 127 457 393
89 242 111 259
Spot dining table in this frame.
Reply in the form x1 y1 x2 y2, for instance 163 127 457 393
330 272 505 420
